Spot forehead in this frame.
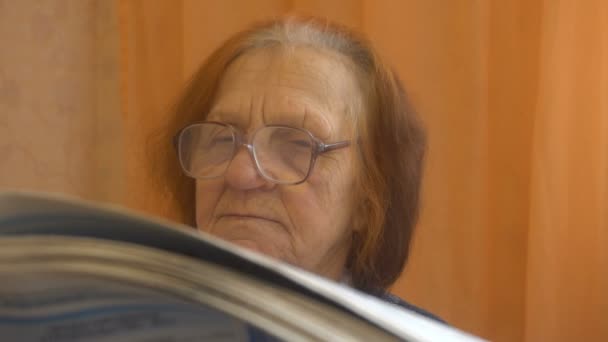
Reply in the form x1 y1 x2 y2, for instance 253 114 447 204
210 46 360 137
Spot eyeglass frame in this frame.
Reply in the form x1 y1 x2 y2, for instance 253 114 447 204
173 121 351 185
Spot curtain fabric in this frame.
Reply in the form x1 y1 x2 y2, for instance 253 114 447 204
117 2 608 341
1 1 606 341
525 1 608 340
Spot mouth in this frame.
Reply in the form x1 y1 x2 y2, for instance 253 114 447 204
219 214 281 225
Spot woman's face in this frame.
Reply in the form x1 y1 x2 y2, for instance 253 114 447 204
195 47 361 280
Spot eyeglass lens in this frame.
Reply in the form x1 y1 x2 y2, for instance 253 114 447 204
178 123 314 184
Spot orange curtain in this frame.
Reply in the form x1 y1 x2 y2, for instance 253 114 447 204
525 1 608 340
118 1 608 341
3 1 604 341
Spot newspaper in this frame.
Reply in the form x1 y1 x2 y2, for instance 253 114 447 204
0 191 485 342
0 275 254 342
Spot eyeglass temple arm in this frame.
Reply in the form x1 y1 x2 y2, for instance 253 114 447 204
318 140 350 153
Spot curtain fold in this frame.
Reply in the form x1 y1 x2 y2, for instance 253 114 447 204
525 1 608 340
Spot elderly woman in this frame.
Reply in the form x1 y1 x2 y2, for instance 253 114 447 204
159 17 438 321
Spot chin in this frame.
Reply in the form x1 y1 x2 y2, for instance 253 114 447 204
225 237 292 265
208 219 289 261
230 238 266 254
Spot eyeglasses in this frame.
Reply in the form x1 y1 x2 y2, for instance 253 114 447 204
175 122 350 185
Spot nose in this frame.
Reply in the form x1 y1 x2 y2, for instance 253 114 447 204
224 145 273 190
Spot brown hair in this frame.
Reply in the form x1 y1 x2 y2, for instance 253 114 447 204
152 16 426 293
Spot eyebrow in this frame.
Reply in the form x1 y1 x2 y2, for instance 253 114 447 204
208 96 335 139
263 108 333 140
206 111 245 127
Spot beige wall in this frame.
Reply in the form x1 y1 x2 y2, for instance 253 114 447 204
0 0 123 202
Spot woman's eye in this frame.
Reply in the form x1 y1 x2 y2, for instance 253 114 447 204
289 140 312 148
211 136 233 144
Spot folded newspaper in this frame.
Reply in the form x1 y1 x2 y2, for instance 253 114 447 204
0 191 483 342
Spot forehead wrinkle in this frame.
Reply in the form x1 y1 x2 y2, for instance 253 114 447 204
246 91 253 128
215 47 357 139
303 106 333 140
271 82 332 113
223 48 346 117
260 87 339 141
275 61 335 111
210 95 250 129
261 47 335 112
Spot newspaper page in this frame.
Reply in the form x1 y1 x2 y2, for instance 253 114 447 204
0 274 278 342
0 191 483 342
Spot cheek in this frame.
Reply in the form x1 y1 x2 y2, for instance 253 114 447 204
309 156 354 204
284 158 355 233
195 180 224 230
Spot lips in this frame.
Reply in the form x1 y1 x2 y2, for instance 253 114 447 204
219 213 282 225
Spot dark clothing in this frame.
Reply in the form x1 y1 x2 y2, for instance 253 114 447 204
379 292 446 324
